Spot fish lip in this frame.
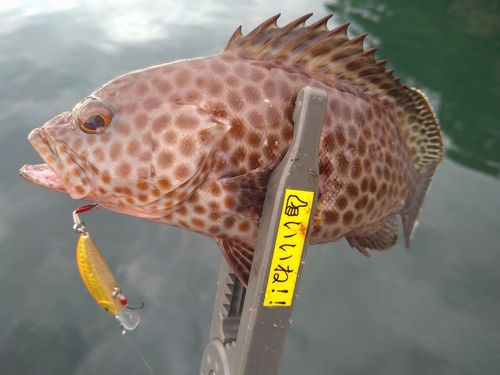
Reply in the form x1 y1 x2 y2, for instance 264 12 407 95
21 127 66 193
23 125 93 198
19 163 67 194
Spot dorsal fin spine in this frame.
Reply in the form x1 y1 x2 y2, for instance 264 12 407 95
246 13 280 38
313 23 350 53
307 14 334 31
321 33 367 70
326 48 377 79
276 15 337 62
282 13 315 31
225 14 279 52
300 29 351 69
226 26 243 47
268 15 318 60
352 60 387 82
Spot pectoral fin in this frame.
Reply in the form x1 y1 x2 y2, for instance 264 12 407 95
346 215 398 256
219 168 271 221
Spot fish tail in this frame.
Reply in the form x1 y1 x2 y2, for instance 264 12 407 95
401 161 439 247
393 87 442 248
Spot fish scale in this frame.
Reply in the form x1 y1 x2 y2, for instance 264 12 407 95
20 14 443 285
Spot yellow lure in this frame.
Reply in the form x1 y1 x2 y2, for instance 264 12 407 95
76 231 127 315
73 204 141 332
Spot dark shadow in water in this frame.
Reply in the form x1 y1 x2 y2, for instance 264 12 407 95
327 0 500 177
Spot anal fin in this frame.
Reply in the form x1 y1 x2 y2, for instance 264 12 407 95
214 237 254 287
346 215 398 256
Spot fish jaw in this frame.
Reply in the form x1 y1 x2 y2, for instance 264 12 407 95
21 116 94 199
19 163 67 195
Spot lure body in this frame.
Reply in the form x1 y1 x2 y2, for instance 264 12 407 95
77 231 126 315
73 203 141 332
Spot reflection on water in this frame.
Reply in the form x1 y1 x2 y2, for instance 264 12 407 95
1 1 499 374
448 0 500 38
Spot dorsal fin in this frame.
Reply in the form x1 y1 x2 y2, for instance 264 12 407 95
225 14 443 168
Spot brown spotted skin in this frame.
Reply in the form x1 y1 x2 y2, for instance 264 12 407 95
20 14 443 285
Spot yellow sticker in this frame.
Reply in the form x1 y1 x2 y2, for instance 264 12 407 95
263 189 314 306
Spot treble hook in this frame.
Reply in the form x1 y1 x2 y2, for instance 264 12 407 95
127 301 145 310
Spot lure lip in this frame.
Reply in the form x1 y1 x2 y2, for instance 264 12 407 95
116 307 141 333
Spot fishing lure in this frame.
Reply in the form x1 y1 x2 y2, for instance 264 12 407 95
73 203 143 334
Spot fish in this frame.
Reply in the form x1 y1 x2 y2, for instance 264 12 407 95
20 14 443 286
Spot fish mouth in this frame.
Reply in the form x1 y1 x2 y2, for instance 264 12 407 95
19 163 67 194
19 126 92 199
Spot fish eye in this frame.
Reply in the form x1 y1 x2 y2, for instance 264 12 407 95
76 97 115 134
81 114 108 133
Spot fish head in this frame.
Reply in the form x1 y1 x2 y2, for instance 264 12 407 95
21 69 230 218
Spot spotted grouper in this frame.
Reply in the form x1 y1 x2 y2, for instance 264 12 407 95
20 14 443 285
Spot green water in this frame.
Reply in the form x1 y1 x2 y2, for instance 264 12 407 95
0 1 499 374
329 0 500 177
